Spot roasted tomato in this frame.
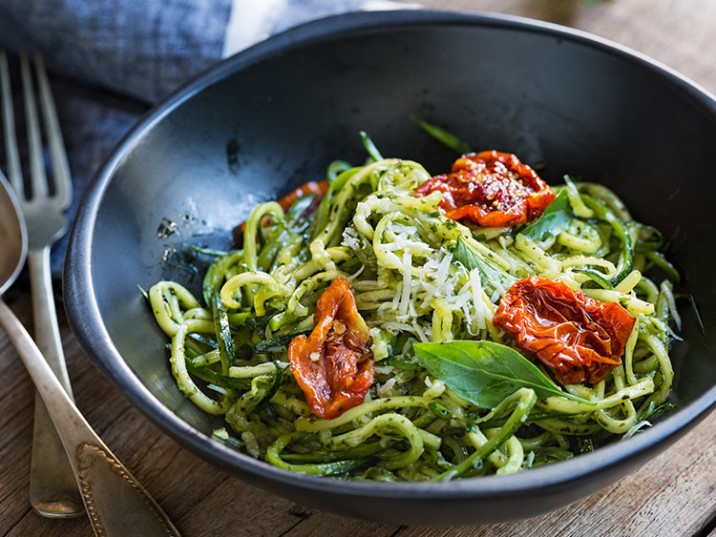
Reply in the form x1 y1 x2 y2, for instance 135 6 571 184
234 180 328 245
492 276 636 385
415 150 555 227
288 275 374 419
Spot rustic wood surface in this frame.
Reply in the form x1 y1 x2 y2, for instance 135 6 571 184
1 1 715 535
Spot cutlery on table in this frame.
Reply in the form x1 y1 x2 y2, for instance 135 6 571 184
1 170 182 534
0 49 82 517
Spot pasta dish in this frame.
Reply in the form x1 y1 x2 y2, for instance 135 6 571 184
147 132 679 481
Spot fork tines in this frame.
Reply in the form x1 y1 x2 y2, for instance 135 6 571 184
0 50 71 208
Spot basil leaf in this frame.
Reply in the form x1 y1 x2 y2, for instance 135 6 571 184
453 237 479 270
520 189 573 242
414 340 593 408
453 237 516 290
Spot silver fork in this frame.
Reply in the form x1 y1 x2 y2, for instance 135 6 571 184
0 50 83 517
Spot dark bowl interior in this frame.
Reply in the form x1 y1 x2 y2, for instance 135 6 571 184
64 11 716 525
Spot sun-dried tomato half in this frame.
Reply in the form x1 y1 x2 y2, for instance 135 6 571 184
492 276 636 385
288 275 374 419
415 150 555 227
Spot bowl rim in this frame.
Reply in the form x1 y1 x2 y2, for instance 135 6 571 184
64 9 716 500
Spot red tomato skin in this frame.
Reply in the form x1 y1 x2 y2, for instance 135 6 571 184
493 276 636 385
416 150 555 227
288 276 373 419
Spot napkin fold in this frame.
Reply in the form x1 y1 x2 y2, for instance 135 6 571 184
0 0 417 277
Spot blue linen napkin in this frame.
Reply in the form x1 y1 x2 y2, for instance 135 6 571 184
0 0 416 277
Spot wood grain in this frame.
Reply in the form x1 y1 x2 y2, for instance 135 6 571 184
1 1 715 536
424 0 716 95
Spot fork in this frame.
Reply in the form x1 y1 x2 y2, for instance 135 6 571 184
0 50 83 517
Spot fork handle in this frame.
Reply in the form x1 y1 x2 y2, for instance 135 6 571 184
28 246 72 391
0 299 182 536
27 246 84 517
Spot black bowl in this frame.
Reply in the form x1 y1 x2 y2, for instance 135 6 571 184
64 10 716 525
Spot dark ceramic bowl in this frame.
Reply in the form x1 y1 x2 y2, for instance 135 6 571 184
64 10 716 525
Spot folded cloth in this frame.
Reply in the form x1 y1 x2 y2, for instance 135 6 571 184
0 0 416 277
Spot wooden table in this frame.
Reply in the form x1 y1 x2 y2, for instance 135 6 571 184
2 1 715 535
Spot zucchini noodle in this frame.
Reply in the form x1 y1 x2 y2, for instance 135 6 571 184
148 148 679 482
